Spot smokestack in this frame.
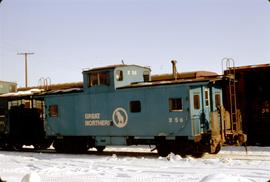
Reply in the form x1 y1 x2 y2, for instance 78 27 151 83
171 60 178 80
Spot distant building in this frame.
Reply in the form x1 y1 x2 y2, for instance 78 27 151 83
0 81 17 94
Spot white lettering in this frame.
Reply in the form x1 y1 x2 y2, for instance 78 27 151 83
85 120 112 126
132 70 137 75
168 117 184 124
85 113 100 120
127 70 137 76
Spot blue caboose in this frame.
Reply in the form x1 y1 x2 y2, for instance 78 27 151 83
44 64 226 156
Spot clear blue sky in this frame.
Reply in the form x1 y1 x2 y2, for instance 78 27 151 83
0 0 270 87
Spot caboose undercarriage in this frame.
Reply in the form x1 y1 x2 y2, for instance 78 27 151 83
50 132 223 158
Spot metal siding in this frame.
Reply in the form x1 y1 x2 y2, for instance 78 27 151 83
233 67 270 144
46 83 200 140
45 94 79 136
114 66 149 88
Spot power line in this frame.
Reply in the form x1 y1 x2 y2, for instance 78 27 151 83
17 52 34 88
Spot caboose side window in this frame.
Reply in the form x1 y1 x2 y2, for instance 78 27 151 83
24 100 31 108
169 98 183 112
130 101 141 113
193 95 200 110
8 100 20 109
89 71 110 87
49 105 58 117
116 70 123 81
99 72 110 85
89 72 98 86
8 99 31 109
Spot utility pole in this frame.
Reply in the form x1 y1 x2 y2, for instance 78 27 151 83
17 52 34 88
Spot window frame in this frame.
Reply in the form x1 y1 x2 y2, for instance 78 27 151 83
89 71 110 87
116 70 124 81
143 71 150 82
193 94 200 110
169 98 183 112
49 105 59 117
205 88 210 107
215 93 221 108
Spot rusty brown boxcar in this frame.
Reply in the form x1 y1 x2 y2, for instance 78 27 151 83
224 64 270 145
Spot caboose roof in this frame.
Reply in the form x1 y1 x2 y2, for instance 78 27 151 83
0 88 43 99
225 63 270 72
119 76 222 89
82 64 151 73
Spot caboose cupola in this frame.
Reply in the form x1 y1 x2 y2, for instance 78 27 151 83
82 64 151 93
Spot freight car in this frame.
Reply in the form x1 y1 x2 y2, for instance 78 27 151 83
223 63 270 145
0 90 51 150
43 64 246 157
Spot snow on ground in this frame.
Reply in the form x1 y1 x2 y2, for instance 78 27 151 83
0 146 270 182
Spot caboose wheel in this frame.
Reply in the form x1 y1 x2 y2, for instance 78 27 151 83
95 146 105 152
177 151 187 158
156 144 170 157
190 144 205 158
53 138 89 153
191 151 205 158
155 137 171 157
34 142 52 150
53 140 65 152
157 147 170 157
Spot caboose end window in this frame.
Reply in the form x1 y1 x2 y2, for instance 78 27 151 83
49 105 58 117
215 93 221 108
169 98 183 112
193 95 200 110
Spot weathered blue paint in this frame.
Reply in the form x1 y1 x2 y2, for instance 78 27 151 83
44 65 223 146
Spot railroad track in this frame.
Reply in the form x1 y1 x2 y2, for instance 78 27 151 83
2 146 270 161
0 147 159 158
204 152 270 161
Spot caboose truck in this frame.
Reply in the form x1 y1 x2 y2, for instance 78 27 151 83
44 63 246 157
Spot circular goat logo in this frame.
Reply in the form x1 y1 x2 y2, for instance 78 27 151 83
112 107 128 128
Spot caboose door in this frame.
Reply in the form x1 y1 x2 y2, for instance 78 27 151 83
190 86 210 135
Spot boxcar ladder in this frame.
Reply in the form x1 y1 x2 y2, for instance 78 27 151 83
222 58 239 133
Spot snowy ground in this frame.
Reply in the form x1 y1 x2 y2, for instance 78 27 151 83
0 146 270 182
